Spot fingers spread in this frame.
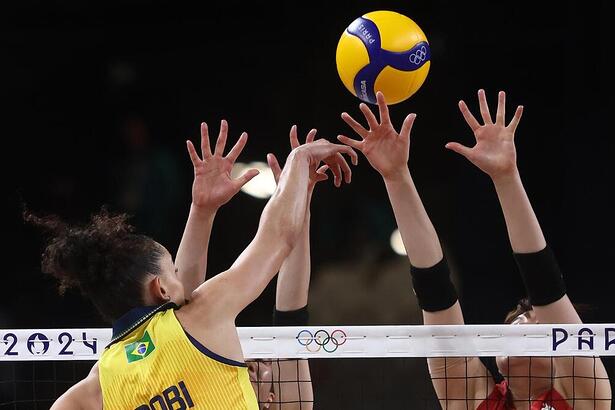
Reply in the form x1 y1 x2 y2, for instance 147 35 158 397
477 89 493 124
445 141 474 160
495 90 506 125
359 103 379 130
458 100 481 132
200 122 212 158
507 105 524 133
289 125 300 149
376 91 391 125
336 134 363 150
186 140 201 165
495 91 506 127
306 128 317 144
225 132 248 163
214 119 228 156
399 113 417 140
341 112 368 139
266 153 282 184
234 168 260 188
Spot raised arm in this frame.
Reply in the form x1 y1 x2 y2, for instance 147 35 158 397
338 92 461 325
176 120 259 298
266 127 327 409
445 89 577 323
338 93 491 408
179 137 357 363
446 89 611 407
218 139 355 313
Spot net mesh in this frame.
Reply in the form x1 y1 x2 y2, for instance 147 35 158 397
1 324 613 409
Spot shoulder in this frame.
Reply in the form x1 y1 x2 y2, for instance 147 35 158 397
180 273 235 323
50 362 102 410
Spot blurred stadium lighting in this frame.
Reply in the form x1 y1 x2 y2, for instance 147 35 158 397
390 228 407 256
233 161 277 199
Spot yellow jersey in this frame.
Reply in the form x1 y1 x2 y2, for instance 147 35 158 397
98 302 258 409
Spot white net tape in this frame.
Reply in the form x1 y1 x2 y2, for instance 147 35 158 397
2 323 614 361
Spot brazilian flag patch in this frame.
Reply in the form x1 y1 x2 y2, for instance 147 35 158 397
125 331 155 363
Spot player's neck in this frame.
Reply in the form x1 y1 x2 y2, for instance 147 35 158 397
510 377 553 409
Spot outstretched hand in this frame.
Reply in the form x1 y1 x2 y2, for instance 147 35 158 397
445 89 523 181
186 120 259 209
294 138 358 187
267 125 330 191
338 91 416 180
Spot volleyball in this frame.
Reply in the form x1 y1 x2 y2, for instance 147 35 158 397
336 10 431 105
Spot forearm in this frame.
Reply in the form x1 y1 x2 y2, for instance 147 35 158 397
256 151 311 249
383 168 443 267
272 284 313 410
275 210 311 311
218 151 311 314
492 171 546 253
272 359 313 410
272 194 313 408
175 204 217 298
383 169 460 322
494 172 576 320
513 243 576 322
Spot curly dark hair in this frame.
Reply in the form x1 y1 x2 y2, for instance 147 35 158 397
23 207 164 322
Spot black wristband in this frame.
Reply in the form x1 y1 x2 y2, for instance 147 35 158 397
410 258 458 312
273 305 309 326
513 245 566 306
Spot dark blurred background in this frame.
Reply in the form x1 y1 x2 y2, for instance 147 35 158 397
3 0 614 407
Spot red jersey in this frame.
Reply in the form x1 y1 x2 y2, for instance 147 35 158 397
477 381 573 410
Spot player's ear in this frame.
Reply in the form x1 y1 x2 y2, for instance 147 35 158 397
148 275 170 303
262 392 275 409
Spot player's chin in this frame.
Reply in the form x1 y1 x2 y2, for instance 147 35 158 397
496 355 551 377
495 355 508 374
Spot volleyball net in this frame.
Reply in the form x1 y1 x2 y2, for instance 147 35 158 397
2 324 614 409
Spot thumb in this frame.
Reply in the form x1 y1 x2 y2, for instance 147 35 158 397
314 164 329 182
336 135 362 150
445 142 474 160
234 168 259 189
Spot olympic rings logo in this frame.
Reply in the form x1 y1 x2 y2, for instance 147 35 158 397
408 46 427 65
296 329 347 353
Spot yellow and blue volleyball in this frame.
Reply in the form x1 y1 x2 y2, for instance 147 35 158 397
336 10 431 105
